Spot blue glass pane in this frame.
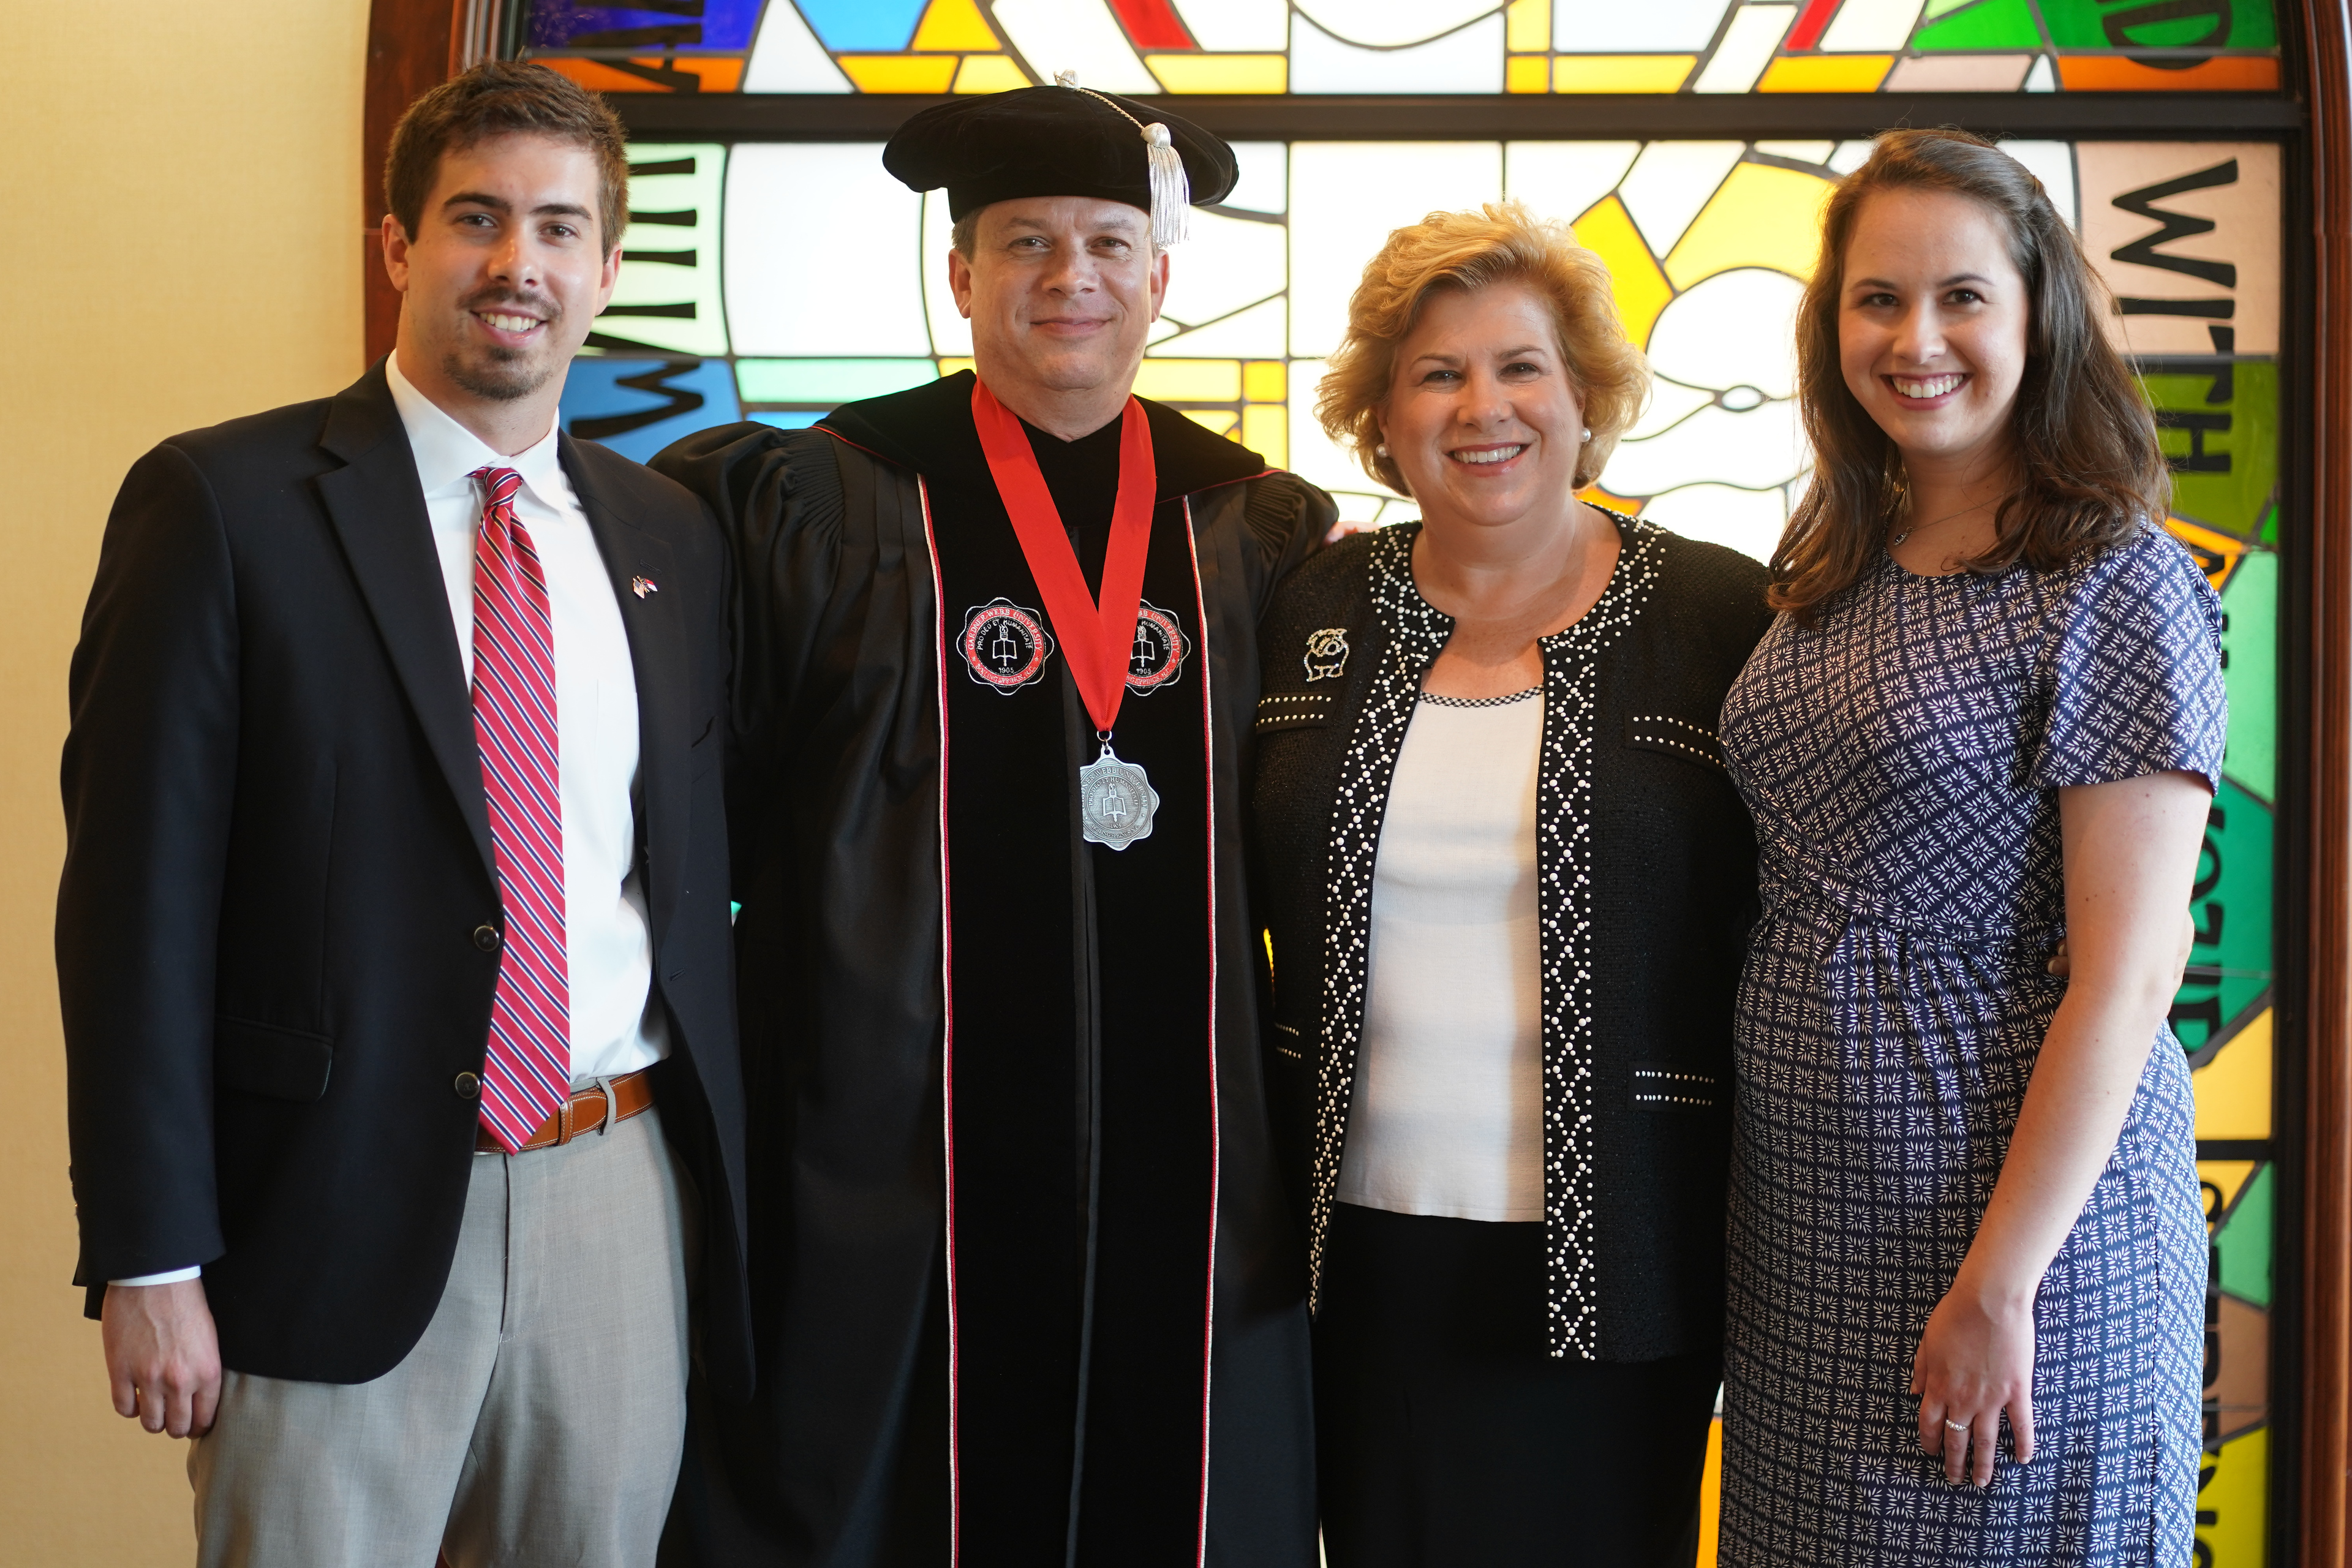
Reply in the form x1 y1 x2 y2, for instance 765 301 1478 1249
794 0 926 50
528 0 766 50
560 358 744 463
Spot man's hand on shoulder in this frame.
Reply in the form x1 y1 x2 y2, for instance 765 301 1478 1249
102 1278 221 1438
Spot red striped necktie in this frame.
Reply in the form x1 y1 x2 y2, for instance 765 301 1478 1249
467 465 570 1153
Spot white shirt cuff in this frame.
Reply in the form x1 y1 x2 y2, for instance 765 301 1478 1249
109 1267 202 1287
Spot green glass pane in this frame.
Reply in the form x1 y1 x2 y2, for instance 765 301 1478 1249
2214 1162 2273 1308
1913 0 2046 51
735 358 938 403
2038 0 2276 48
2261 501 2279 545
2220 551 2278 804
2173 775 2274 1057
2146 362 2278 543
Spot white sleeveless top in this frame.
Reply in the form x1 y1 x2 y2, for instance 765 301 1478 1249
1335 688 1545 1223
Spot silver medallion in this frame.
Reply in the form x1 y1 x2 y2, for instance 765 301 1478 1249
1079 742 1159 850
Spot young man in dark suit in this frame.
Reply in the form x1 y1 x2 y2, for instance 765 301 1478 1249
56 61 747 1566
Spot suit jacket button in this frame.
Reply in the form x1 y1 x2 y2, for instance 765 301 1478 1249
453 1072 481 1099
473 924 501 952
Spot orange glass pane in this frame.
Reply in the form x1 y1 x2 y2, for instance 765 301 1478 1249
1756 54 1894 90
538 56 745 93
2057 54 2280 89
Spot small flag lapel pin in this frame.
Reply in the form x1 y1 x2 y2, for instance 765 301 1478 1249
631 575 659 599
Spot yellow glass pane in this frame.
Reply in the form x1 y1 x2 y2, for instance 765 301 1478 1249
2198 1427 2268 1562
954 54 1031 92
1664 161 1837 289
1185 409 1241 435
1244 361 1287 402
1145 53 1288 92
1507 0 1551 50
1243 404 1288 467
1571 195 1674 349
1698 1417 1722 1566
1507 55 1550 92
938 356 978 378
914 0 999 50
2193 1008 2273 1140
839 55 960 92
1133 358 1244 402
1757 55 1894 91
1553 55 1697 91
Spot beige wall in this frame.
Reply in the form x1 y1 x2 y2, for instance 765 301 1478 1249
0 1 369 1558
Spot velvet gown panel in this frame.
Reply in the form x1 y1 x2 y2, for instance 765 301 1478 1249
649 374 1334 1568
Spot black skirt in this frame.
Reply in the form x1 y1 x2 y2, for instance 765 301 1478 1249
1315 1203 1721 1568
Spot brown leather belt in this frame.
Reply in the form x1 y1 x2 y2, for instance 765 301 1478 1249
475 1069 655 1153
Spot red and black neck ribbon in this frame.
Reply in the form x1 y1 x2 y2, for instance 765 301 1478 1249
969 377 1158 740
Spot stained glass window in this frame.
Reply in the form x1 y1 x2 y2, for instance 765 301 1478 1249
560 129 2282 1566
522 0 2280 96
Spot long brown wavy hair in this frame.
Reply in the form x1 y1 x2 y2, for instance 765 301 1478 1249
1771 129 2171 623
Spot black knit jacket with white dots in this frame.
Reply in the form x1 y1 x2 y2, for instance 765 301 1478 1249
1247 516 1775 1363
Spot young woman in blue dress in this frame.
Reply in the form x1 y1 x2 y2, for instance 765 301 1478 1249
1716 130 2225 1564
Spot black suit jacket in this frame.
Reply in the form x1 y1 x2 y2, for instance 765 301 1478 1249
57 360 752 1395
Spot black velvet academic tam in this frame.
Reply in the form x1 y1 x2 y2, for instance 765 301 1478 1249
883 84 1237 219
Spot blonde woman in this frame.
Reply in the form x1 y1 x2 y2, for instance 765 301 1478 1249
1248 203 1771 1564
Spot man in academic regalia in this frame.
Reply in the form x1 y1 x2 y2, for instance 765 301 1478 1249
652 86 1335 1568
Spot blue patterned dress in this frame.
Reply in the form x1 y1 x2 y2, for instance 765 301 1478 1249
1715 526 2226 1566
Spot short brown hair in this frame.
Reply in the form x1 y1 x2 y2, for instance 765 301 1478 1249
1314 202 1649 494
1773 129 2169 623
383 62 630 253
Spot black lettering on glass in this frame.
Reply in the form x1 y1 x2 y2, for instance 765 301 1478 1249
571 360 707 441
2159 410 2233 474
2098 0 2233 50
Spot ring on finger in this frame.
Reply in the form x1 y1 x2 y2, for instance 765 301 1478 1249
1944 1417 1972 1434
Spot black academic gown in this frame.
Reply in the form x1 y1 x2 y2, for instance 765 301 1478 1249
650 371 1334 1568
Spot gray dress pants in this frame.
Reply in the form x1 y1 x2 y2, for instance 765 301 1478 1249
187 1104 695 1568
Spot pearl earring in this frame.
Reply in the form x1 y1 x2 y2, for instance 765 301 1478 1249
1376 443 1389 457
1581 426 1592 441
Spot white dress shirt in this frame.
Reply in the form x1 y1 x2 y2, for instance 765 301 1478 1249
116 362 666 1287
1336 691 1547 1223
